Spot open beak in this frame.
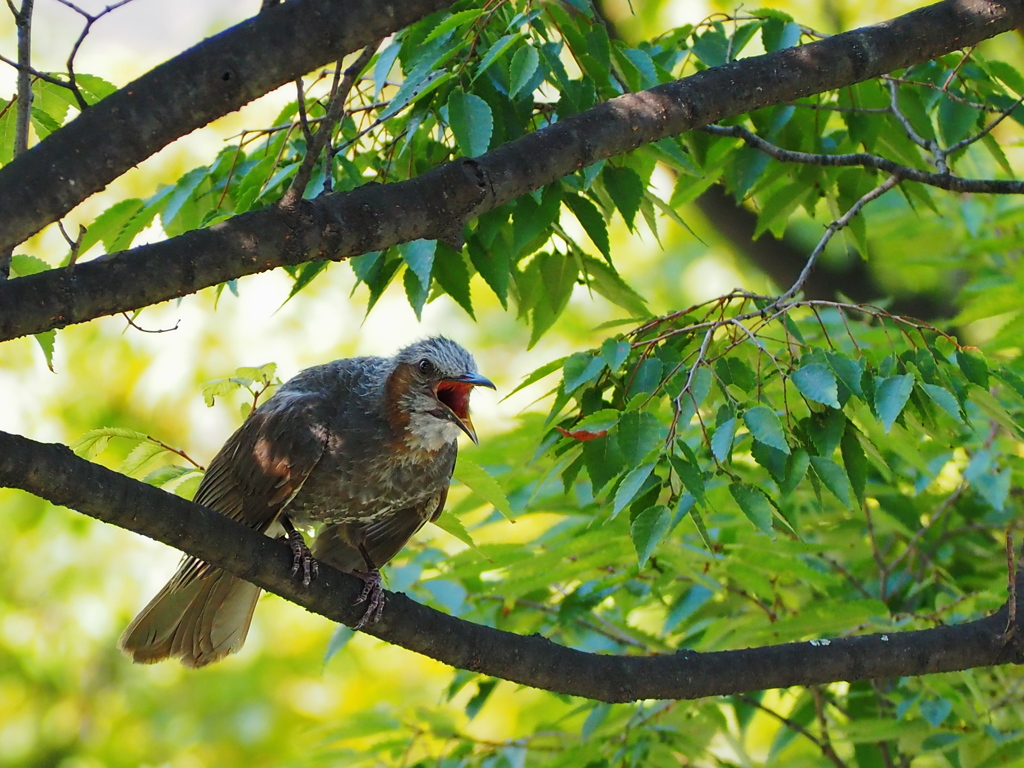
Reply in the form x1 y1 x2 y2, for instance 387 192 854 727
436 372 495 445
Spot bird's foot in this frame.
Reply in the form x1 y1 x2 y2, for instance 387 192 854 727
285 527 319 586
352 568 385 629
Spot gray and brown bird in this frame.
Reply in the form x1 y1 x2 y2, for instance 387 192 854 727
119 337 494 667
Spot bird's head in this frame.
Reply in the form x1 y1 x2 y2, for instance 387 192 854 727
387 337 495 450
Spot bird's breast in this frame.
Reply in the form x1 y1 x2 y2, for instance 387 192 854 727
286 427 456 526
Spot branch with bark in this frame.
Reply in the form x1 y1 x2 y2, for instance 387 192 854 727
0 0 1020 342
1 427 1022 701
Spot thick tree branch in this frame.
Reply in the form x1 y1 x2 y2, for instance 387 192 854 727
0 427 1022 702
0 0 455 253
0 0 1018 342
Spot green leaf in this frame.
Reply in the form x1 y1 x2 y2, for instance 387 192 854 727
711 416 737 462
584 433 624 492
617 411 666 466
582 256 649 318
447 88 493 157
467 231 510 307
422 8 485 45
403 265 430 319
34 330 56 372
509 45 540 98
71 427 149 460
791 363 840 408
743 406 789 454
398 239 436 288
809 456 854 508
601 338 630 370
920 383 963 423
938 95 979 146
631 505 673 568
729 482 774 534
563 194 610 259
874 374 915 432
10 254 49 277
602 165 644 230
612 462 656 519
453 457 513 521
505 355 566 398
840 427 868 504
669 452 706 506
562 352 606 393
432 246 474 318
473 34 520 80
826 352 865 398
956 348 989 388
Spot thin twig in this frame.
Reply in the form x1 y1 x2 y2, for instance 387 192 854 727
775 174 899 305
702 123 1024 194
280 40 382 210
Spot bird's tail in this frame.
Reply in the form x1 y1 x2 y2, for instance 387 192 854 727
119 565 261 668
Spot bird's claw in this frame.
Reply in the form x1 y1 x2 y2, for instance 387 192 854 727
352 568 385 629
285 528 319 586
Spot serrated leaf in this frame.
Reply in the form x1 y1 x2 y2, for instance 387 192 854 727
711 416 737 462
10 254 49 277
840 427 868 504
505 356 566 399
602 165 644 230
743 405 789 454
432 509 486 557
612 462 656 519
447 88 493 157
669 452 705 506
423 8 485 45
562 352 606 393
809 456 854 508
617 411 666 466
631 505 672 568
509 45 540 98
791 363 840 408
34 330 56 372
582 256 649 317
473 34 520 80
564 194 610 259
120 441 168 477
398 239 436 288
729 482 774 534
874 374 915 433
826 352 865 398
601 339 631 370
453 457 513 521
956 348 989 388
920 382 964 423
432 246 474 318
403 265 429 319
71 427 149 460
323 625 355 664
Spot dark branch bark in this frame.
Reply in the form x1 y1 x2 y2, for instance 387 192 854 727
0 0 1018 342
1 427 1021 701
0 0 455 253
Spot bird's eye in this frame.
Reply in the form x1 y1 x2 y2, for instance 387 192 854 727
418 358 434 375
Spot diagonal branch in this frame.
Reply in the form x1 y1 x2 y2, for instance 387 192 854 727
0 0 455 254
0 0 1020 343
1 426 1023 702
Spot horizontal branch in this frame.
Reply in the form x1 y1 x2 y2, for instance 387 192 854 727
0 0 454 254
1 427 1022 702
1 0 1020 342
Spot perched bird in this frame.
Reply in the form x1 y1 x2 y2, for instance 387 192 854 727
120 337 494 667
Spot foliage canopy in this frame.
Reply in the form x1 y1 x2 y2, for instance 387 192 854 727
4 0 1024 766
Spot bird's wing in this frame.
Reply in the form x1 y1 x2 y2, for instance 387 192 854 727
173 392 329 588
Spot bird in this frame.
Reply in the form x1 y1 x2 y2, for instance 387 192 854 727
119 336 494 667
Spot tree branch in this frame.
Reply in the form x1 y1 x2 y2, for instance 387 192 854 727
0 0 1018 341
0 427 1022 702
0 0 455 253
